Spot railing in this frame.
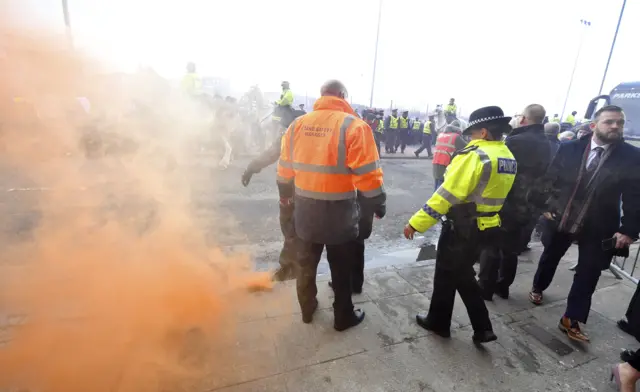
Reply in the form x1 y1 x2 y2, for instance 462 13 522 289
610 244 640 284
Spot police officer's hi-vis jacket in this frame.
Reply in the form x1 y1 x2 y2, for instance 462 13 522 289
409 139 517 233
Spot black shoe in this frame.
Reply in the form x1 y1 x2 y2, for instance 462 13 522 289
472 330 497 344
301 298 319 324
495 286 509 300
328 281 363 294
477 282 494 301
621 348 636 362
414 151 420 158
415 313 451 338
426 155 433 160
334 309 365 331
618 319 634 336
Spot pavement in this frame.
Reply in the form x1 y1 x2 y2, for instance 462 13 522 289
195 242 640 392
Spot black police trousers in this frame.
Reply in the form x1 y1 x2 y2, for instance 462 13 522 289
477 219 527 295
296 241 356 325
425 221 493 333
384 130 397 153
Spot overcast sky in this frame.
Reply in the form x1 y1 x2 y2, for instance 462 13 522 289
5 0 639 117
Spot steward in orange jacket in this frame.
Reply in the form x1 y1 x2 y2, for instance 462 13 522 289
277 80 386 331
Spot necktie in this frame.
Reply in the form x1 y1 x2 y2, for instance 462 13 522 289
587 146 604 172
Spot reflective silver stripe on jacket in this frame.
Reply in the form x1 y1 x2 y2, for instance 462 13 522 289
466 147 505 207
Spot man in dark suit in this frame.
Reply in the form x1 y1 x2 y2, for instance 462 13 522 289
529 105 640 342
478 104 552 300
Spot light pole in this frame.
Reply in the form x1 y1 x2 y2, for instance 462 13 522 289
598 0 627 95
61 0 74 48
369 0 382 108
560 19 590 121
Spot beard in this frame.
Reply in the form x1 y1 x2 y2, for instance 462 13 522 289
594 127 622 143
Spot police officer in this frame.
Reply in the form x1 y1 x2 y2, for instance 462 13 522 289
181 62 202 97
411 117 422 145
271 81 294 142
403 106 516 344
444 98 457 122
414 116 434 159
384 109 399 153
396 110 410 153
564 110 577 126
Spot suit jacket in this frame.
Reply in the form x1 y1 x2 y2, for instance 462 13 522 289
544 136 640 240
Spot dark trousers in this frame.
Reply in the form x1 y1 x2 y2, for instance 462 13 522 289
395 129 408 152
624 284 640 342
426 221 493 333
434 178 444 192
415 134 432 156
297 241 356 324
478 221 526 294
279 204 298 271
352 240 365 291
532 227 612 323
384 130 397 153
374 133 382 156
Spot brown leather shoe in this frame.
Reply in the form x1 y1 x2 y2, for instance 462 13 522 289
558 316 589 342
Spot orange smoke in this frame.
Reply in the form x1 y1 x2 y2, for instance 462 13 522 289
0 16 273 392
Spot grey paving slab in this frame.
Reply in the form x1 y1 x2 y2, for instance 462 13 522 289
269 309 371 371
362 270 420 300
590 283 635 322
395 264 435 293
367 293 433 345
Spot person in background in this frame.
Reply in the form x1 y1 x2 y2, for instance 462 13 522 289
558 130 575 142
404 106 516 344
181 62 202 97
551 114 561 123
411 116 422 145
529 105 640 343
277 80 386 331
384 109 399 153
611 351 640 391
414 115 434 158
565 110 577 126
477 104 552 300
396 110 410 153
431 120 466 191
544 122 561 157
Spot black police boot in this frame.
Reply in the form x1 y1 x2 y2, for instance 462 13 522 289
415 313 451 338
472 330 497 344
334 309 365 331
495 285 509 300
301 298 319 324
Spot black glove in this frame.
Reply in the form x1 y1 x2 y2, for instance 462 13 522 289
241 170 253 187
374 203 386 219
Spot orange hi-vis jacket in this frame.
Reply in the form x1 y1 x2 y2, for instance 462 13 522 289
433 131 461 166
277 96 385 244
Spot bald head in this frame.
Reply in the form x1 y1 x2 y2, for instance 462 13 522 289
523 104 546 125
320 80 348 99
544 122 560 137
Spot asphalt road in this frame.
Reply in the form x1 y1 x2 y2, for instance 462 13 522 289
190 150 440 270
0 147 439 271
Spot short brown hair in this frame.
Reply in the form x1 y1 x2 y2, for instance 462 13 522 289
594 105 623 121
